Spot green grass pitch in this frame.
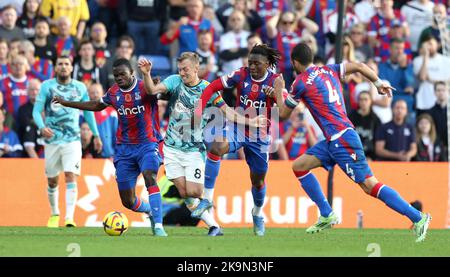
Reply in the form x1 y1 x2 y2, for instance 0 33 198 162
0 227 449 257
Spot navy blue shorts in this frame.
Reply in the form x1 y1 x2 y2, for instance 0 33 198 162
113 142 162 190
306 129 373 183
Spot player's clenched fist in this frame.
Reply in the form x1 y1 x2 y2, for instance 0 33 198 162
138 58 153 75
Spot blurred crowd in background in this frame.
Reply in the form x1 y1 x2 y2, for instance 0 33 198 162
0 0 449 164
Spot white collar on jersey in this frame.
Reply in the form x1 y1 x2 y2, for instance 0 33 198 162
121 77 137 92
250 70 269 83
8 74 27 83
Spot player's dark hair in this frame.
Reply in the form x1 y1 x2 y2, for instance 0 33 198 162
56 55 72 64
250 44 281 67
291 43 314 66
113 58 133 72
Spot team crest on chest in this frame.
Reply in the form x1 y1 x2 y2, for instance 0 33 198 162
71 90 79 98
135 92 141 100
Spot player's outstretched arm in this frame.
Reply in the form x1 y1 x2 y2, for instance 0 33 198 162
220 104 267 128
52 96 107 111
344 62 396 97
194 78 225 118
273 75 293 120
138 58 168 95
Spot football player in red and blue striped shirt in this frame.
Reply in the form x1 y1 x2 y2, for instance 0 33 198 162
53 58 167 236
194 44 286 236
274 42 431 242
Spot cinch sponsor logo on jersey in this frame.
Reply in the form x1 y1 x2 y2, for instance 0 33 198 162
240 94 266 108
306 68 333 85
117 105 145 115
11 88 27 96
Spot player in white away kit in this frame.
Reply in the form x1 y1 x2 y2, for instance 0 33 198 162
32 56 102 227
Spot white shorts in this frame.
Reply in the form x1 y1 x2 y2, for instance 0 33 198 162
45 141 82 178
163 145 205 184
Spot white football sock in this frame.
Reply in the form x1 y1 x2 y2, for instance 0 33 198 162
203 188 215 202
65 183 78 220
200 210 219 228
185 197 219 228
47 186 59 216
252 206 263 217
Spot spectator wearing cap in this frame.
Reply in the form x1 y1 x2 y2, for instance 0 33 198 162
375 99 417 161
161 0 214 56
401 0 435 55
377 19 413 63
378 38 415 118
413 35 450 114
0 5 26 42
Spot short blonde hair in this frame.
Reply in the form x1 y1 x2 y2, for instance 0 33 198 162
177 52 200 65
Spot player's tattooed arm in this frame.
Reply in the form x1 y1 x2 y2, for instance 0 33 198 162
138 58 168 95
344 62 396 97
52 96 107 111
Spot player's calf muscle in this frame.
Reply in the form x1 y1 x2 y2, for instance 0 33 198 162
209 141 228 156
359 176 379 194
186 182 203 198
292 155 318 172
